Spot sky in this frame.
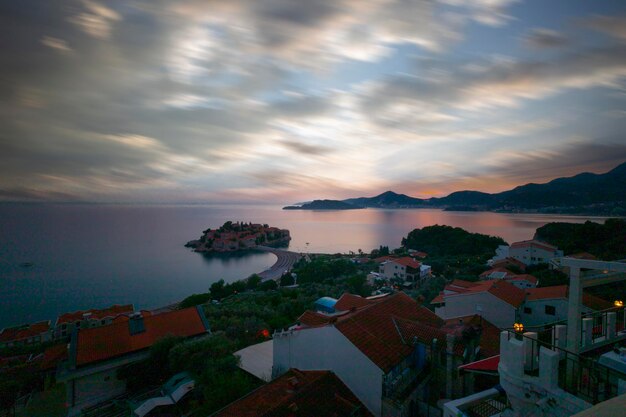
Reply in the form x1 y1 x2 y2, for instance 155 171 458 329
1 0 626 204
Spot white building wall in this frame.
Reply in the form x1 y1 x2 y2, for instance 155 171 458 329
437 292 517 329
273 326 384 416
510 245 563 266
521 299 592 327
379 261 406 280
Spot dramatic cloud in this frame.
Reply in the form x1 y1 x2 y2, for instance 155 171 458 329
0 0 625 202
523 28 569 49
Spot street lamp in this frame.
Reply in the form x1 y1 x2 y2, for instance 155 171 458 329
513 322 524 333
615 300 624 308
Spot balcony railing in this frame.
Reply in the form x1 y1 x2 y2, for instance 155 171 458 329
503 330 625 405
382 364 429 402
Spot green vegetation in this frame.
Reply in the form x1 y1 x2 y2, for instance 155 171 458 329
118 334 260 416
402 225 506 257
535 219 626 260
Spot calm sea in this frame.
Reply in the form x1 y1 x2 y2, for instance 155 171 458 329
0 204 610 328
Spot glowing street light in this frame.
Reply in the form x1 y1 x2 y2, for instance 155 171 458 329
615 300 624 308
513 322 524 333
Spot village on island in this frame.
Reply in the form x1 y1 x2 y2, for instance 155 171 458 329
1 220 625 417
184 221 291 253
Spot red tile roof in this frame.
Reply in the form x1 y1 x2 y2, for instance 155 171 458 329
525 285 568 301
0 321 50 343
334 293 380 311
506 274 538 285
334 292 443 372
510 239 558 252
214 369 373 417
74 307 209 367
298 311 334 327
57 304 134 325
480 268 516 279
439 280 525 308
387 257 421 270
40 344 68 371
569 252 598 260
492 257 527 271
524 285 612 310
442 315 501 358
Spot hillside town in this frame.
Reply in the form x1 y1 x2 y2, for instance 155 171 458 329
1 222 625 417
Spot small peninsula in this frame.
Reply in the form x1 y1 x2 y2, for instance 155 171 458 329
185 221 291 253
283 199 363 210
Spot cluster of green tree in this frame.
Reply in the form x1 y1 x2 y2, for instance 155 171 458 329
523 264 569 287
0 362 42 413
117 334 261 415
535 219 626 260
369 245 390 258
402 225 506 257
291 256 358 284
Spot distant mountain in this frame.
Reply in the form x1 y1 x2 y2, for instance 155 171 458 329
283 199 363 210
344 191 427 208
290 161 626 215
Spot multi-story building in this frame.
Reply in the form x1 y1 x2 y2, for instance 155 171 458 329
58 307 210 416
378 257 431 286
0 320 51 348
273 292 498 416
443 257 626 417
431 279 526 329
54 304 134 339
508 239 564 266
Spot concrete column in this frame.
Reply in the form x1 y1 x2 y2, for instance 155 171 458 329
508 338 525 377
582 317 593 348
445 333 454 399
566 267 582 353
523 332 538 372
607 312 616 340
553 324 567 358
539 347 559 390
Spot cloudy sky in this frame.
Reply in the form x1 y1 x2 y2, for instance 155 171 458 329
1 0 626 203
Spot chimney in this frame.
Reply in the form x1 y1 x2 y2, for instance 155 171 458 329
129 312 145 335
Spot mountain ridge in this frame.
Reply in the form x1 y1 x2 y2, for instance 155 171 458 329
285 161 626 215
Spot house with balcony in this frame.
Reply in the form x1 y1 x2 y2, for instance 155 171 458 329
58 306 210 416
508 239 563 266
431 279 526 329
520 285 613 327
273 292 499 416
443 257 626 417
378 257 431 286
54 304 134 340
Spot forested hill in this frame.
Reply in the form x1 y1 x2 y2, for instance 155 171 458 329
535 219 626 260
292 161 626 215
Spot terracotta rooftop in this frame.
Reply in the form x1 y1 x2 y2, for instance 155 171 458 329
40 344 68 371
57 304 134 325
334 292 443 372
0 321 50 343
443 315 501 358
480 268 517 279
73 307 209 367
510 239 558 252
213 369 373 417
385 256 421 270
506 274 538 285
437 279 526 308
334 293 385 311
525 285 612 310
492 257 527 271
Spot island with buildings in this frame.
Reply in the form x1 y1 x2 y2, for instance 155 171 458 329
185 221 291 253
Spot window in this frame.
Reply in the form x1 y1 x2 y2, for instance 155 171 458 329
524 307 532 314
475 304 483 312
545 305 556 316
